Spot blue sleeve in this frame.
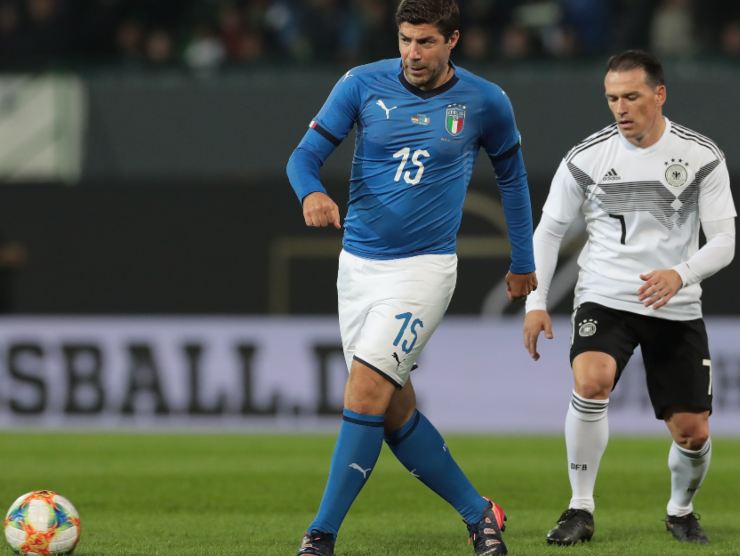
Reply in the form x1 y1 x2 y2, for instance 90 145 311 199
286 131 334 203
286 72 361 204
481 88 535 274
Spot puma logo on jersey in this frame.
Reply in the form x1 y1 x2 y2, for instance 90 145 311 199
348 463 372 479
376 99 397 119
602 168 621 181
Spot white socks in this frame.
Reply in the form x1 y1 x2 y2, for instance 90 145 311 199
565 391 609 514
667 439 712 517
565 392 711 517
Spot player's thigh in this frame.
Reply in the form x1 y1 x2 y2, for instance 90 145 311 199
351 253 457 387
570 302 638 395
337 249 378 370
638 317 712 420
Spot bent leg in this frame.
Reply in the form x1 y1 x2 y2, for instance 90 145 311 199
566 351 616 513
383 377 417 433
384 378 488 524
665 410 711 517
547 351 614 545
308 361 396 536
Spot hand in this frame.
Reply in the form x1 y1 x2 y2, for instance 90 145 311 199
523 310 553 361
638 269 683 309
302 192 341 229
506 271 538 301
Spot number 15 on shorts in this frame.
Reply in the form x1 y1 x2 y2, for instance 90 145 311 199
394 312 424 354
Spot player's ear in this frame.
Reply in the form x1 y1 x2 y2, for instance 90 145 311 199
655 84 667 108
447 30 460 49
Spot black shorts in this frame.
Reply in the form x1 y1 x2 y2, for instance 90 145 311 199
570 302 712 419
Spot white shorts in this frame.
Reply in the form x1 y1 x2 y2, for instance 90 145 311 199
337 249 457 387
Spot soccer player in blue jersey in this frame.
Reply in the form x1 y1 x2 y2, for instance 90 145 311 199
286 1 537 554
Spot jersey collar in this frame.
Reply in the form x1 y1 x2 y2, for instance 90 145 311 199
398 60 459 99
618 116 672 155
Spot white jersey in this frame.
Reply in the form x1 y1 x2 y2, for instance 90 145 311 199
542 117 736 320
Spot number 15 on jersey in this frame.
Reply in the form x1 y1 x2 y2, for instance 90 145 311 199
393 147 430 186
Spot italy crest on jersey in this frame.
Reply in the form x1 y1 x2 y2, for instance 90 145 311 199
445 104 466 136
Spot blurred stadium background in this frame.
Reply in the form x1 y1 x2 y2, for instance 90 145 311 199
0 0 738 433
0 1 739 554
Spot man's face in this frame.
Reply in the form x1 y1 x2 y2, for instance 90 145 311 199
604 68 666 146
398 22 459 90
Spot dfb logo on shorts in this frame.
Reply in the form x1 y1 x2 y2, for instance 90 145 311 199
578 319 598 337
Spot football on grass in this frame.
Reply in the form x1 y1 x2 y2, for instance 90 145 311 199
3 490 81 555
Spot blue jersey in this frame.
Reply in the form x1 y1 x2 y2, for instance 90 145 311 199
287 58 535 272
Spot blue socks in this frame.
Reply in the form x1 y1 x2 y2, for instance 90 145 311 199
385 410 487 524
308 408 385 536
308 408 487 537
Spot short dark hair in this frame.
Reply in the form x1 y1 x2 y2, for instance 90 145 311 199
395 0 460 41
606 50 665 87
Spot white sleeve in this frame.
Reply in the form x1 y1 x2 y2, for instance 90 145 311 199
525 213 571 312
525 158 583 312
698 158 736 222
673 218 736 287
542 158 586 223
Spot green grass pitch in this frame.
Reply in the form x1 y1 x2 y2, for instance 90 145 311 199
0 433 738 555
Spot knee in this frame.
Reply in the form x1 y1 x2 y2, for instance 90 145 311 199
383 390 416 433
573 381 611 400
346 389 389 415
384 412 410 435
345 364 396 415
344 381 390 415
384 406 411 433
572 353 616 400
673 427 709 451
670 418 710 450
573 371 612 399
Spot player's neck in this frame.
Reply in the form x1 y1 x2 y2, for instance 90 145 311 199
626 115 666 148
421 64 454 91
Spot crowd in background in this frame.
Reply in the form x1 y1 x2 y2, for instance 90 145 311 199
0 0 738 70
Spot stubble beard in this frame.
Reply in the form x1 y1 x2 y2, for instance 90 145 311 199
405 63 443 90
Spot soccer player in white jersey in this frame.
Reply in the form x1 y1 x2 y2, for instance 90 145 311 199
287 1 537 554
523 50 736 546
